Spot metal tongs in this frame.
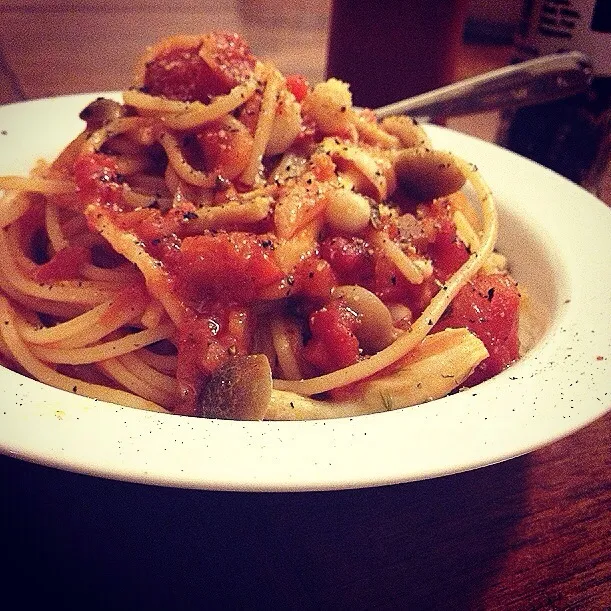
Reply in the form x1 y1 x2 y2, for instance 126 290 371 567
374 51 593 121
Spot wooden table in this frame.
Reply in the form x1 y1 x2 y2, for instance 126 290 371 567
2 413 608 609
1 3 609 608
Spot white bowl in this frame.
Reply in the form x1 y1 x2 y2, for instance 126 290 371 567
1 93 609 491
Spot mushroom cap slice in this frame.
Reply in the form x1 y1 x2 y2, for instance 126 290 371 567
79 98 127 130
199 354 272 420
394 147 466 201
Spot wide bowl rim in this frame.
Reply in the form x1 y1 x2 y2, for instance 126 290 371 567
0 93 609 492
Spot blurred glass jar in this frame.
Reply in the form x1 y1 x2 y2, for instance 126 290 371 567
326 0 470 109
497 0 611 204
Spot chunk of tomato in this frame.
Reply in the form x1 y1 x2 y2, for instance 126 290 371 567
73 153 123 208
174 306 253 416
427 216 470 282
292 255 337 301
285 74 309 102
320 236 374 286
143 32 255 102
373 254 438 318
303 299 361 373
195 120 254 179
434 273 521 385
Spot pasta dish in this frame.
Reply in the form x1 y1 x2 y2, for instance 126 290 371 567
0 32 522 420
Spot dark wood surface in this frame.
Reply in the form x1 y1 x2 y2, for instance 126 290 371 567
1 410 609 610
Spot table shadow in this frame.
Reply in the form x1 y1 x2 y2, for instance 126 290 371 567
1 452 528 610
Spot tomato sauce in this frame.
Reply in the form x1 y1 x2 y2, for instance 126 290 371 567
35 245 90 282
75 148 521 403
71 26 522 417
168 232 285 303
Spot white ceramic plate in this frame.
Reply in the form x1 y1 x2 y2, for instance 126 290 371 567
1 93 610 491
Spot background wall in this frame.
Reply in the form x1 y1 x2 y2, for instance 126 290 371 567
0 0 332 102
0 0 520 141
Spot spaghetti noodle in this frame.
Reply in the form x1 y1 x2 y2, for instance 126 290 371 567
0 32 522 420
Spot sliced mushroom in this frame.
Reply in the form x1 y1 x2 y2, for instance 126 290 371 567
198 354 272 420
333 285 396 353
79 98 127 131
394 147 466 201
